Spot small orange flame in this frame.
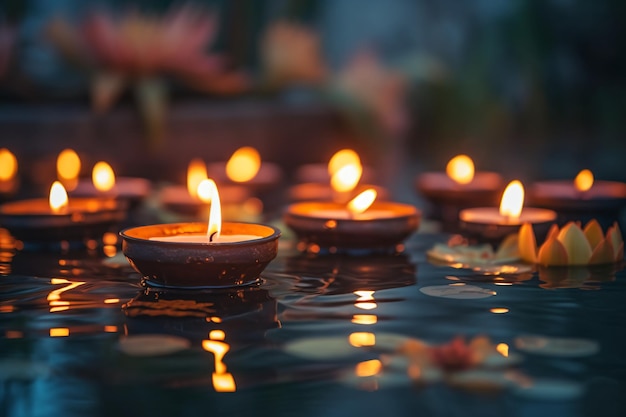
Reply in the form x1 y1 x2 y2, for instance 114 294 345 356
205 179 221 241
330 163 362 193
499 180 524 219
187 159 207 198
446 154 475 185
56 149 81 181
49 181 69 213
226 147 261 183
0 148 17 181
328 149 361 176
574 169 594 192
92 161 116 192
496 343 509 357
347 188 377 215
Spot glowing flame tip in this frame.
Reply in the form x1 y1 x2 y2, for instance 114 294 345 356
499 180 524 219
446 154 475 185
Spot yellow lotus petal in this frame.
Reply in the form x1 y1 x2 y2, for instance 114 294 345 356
546 223 560 241
495 233 519 260
537 237 569 266
588 238 615 265
518 223 537 263
607 223 624 261
583 219 604 251
557 222 592 265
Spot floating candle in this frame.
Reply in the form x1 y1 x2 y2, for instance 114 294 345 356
71 161 151 210
288 149 387 202
284 188 420 253
121 180 280 288
160 159 253 218
207 147 282 192
416 155 504 229
530 169 626 228
0 181 126 243
459 180 556 242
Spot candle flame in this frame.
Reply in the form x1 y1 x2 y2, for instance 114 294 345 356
0 148 17 181
328 149 361 176
446 154 475 185
226 147 261 183
56 149 81 181
331 163 362 193
187 158 207 198
499 180 524 219
496 343 509 357
574 169 594 192
197 179 214 203
49 181 69 213
347 189 377 215
204 179 221 241
92 161 116 192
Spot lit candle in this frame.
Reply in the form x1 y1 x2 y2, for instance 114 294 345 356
71 161 151 209
207 146 283 193
416 154 504 228
459 180 556 242
530 169 626 228
288 149 388 202
151 180 261 243
284 188 420 252
0 181 126 243
121 189 281 288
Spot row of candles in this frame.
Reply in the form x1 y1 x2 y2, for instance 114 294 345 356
1 146 625 287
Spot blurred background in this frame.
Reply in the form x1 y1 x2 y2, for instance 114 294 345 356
1 0 625 201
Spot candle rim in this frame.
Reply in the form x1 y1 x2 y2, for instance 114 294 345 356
120 221 281 246
459 206 557 225
286 201 418 221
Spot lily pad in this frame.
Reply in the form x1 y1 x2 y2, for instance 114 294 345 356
117 334 191 356
420 285 496 299
514 335 599 357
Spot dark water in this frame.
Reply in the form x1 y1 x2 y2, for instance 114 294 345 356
1 229 625 417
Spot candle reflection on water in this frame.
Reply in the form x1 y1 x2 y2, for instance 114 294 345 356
202 330 237 392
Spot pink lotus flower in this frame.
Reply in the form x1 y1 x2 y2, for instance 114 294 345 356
46 5 248 148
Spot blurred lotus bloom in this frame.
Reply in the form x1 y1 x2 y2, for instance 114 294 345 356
47 5 248 148
396 334 513 382
334 51 409 136
428 336 482 372
260 21 326 86
519 220 624 266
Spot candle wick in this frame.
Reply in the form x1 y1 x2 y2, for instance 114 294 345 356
209 231 217 242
